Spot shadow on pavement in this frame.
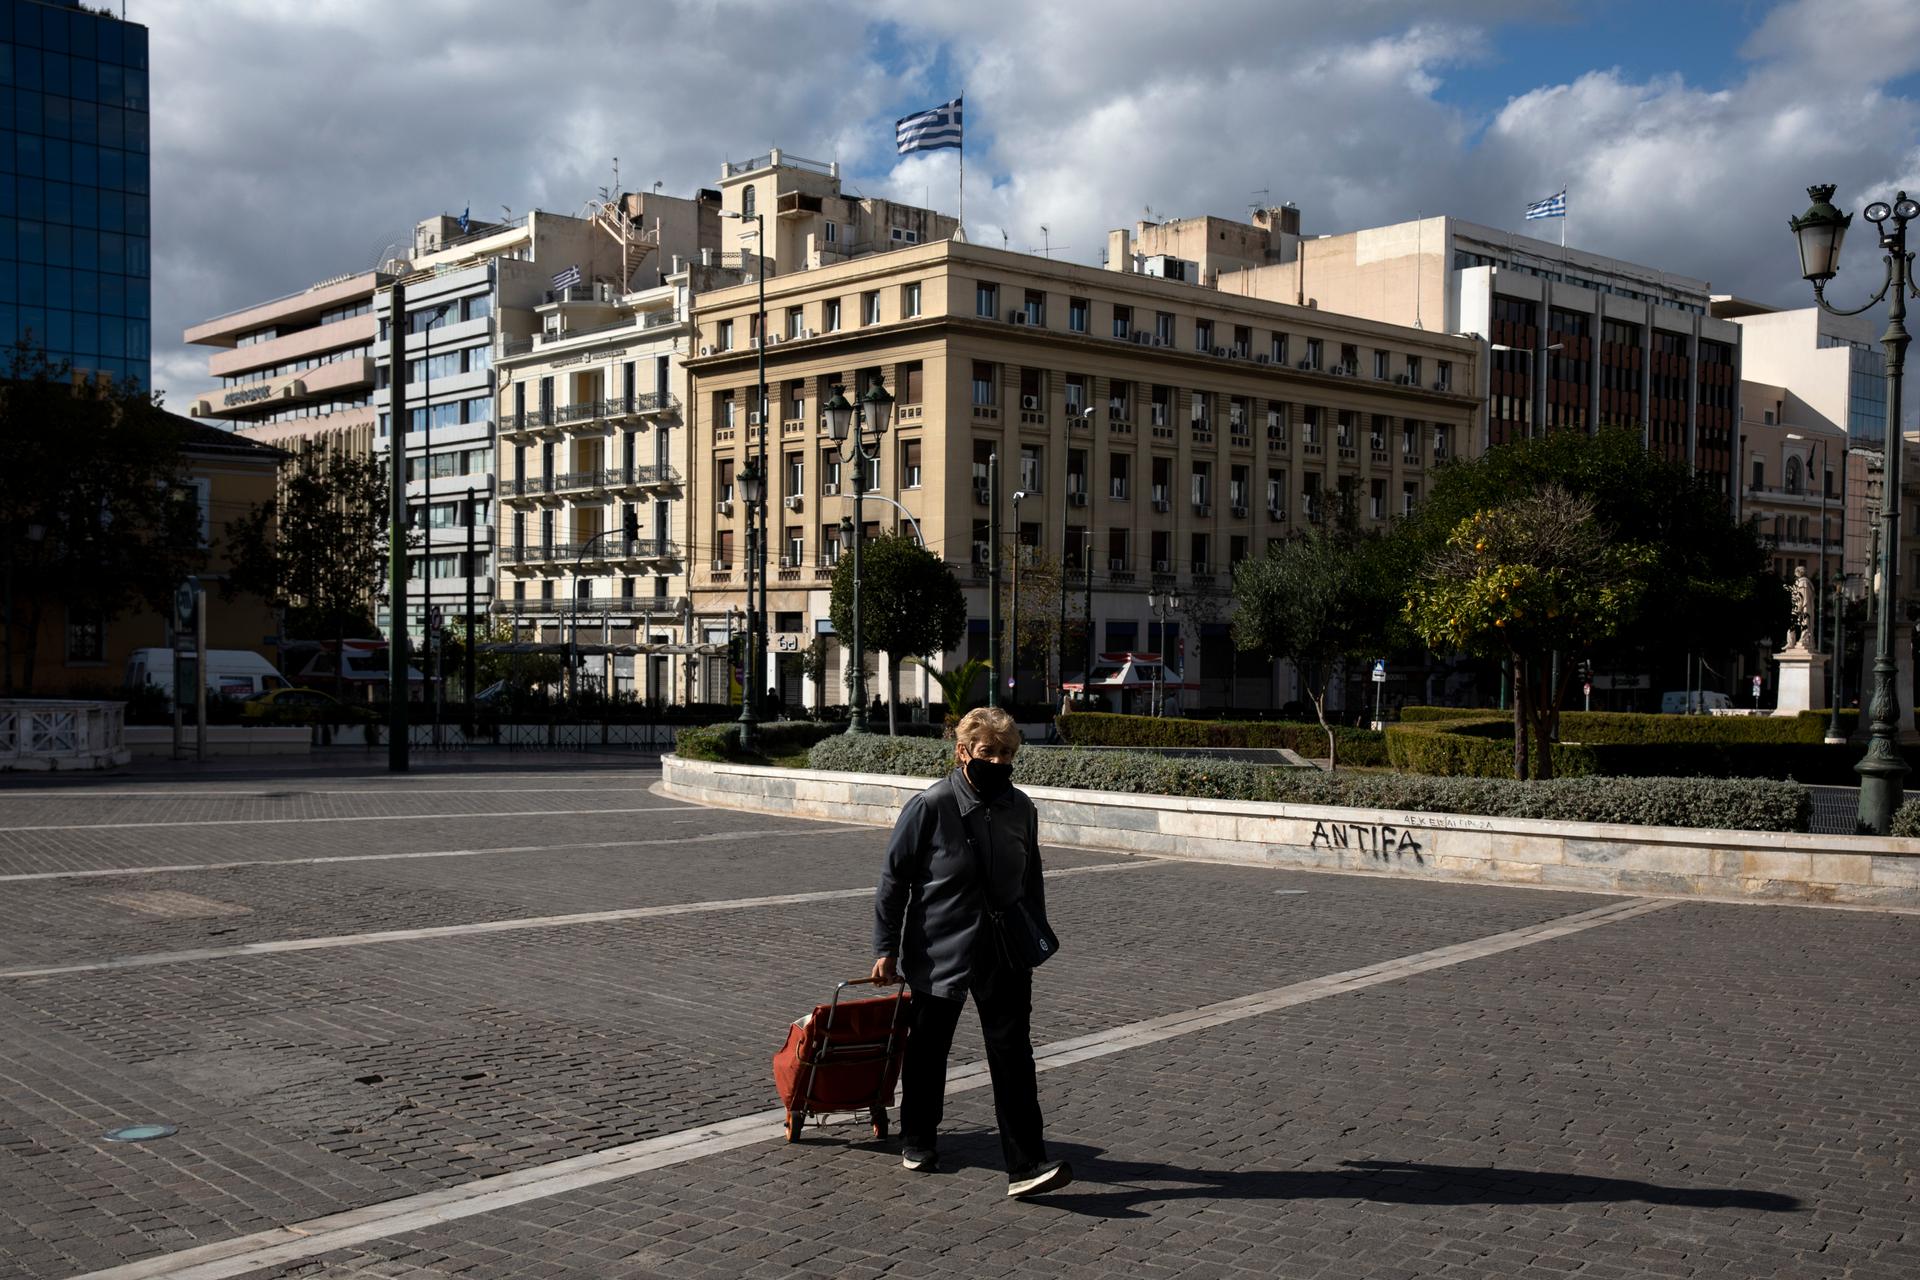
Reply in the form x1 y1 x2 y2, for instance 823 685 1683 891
1018 1149 1802 1218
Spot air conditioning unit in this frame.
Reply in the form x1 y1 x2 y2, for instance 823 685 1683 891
1254 355 1271 365
822 482 840 497
1230 414 1246 430
1109 558 1128 571
699 345 713 356
748 411 763 425
973 482 991 504
711 557 727 570
1396 374 1414 385
1194 503 1212 518
1212 347 1229 358
716 499 734 516
779 556 792 569
1132 330 1149 343
1021 395 1040 411
784 495 803 511
1008 311 1028 325
1231 504 1249 519
1432 379 1449 390
1297 359 1315 370
1153 498 1171 513
1268 506 1286 520
1153 336 1170 348
1070 491 1089 507
1153 559 1171 573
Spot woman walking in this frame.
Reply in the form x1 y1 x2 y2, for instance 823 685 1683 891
871 706 1071 1198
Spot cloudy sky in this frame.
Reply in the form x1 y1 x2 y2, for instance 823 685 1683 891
144 0 1920 406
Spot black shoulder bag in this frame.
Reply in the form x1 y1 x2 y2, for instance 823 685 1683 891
946 785 1059 970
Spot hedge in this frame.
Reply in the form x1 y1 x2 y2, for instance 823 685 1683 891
1056 712 1386 766
802 735 1810 833
674 720 847 763
1386 710 1882 784
1893 800 1920 838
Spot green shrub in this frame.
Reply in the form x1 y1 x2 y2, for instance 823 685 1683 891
803 735 1810 832
674 719 846 763
1396 705 1490 723
1892 800 1920 838
1056 711 1385 766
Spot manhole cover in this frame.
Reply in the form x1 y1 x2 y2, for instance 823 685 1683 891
104 1123 177 1142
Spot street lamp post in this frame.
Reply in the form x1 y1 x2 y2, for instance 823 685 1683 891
1145 587 1180 717
1828 575 1854 744
1490 340 1565 438
823 381 895 734
722 209 770 730
1010 490 1030 709
1789 183 1917 833
735 460 766 748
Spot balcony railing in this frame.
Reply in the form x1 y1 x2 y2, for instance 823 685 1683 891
504 539 679 565
494 596 687 618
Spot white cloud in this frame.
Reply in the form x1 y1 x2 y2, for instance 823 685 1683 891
142 0 1919 405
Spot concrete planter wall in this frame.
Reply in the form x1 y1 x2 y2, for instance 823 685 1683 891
124 725 312 758
662 755 1920 909
0 700 130 770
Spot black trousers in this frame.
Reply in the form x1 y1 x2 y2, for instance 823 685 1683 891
899 933 1048 1174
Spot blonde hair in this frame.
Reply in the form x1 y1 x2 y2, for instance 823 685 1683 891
954 706 1020 760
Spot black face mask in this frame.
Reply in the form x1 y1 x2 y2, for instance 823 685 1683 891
965 757 1014 799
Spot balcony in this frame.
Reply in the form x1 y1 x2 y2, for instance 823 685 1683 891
494 596 687 619
503 539 680 568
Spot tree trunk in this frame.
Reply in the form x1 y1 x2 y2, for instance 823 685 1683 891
1309 663 1337 771
20 598 44 696
1528 655 1558 781
1511 653 1529 781
887 656 899 736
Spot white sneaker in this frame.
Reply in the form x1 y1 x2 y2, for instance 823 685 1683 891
1007 1159 1072 1198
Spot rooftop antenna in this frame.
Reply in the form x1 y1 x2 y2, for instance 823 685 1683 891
1251 187 1270 217
612 155 619 195
1143 204 1159 225
1041 225 1049 257
652 180 663 195
1001 228 1009 251
501 205 512 224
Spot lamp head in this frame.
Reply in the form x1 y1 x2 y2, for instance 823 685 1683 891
739 460 766 504
1790 184 1852 283
822 384 854 441
860 380 895 434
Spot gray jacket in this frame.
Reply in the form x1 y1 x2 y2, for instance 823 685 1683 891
873 767 1046 1000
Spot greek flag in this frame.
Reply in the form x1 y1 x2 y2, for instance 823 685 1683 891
1524 189 1567 220
550 264 582 291
896 97 963 154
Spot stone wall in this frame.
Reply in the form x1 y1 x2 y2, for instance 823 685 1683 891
662 755 1920 909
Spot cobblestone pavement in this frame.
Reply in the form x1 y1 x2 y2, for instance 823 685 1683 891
0 765 1914 1279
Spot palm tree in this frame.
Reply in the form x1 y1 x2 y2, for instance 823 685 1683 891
908 656 993 734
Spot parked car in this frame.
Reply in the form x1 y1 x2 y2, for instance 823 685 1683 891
125 648 288 708
241 687 365 724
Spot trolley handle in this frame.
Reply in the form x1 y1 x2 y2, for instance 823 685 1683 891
838 975 908 989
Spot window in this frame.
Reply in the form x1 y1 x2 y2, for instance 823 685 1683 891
785 451 804 497
1406 356 1422 386
1303 406 1321 445
1340 344 1358 374
1267 469 1286 513
1271 333 1289 365
785 380 805 422
787 306 805 339
973 519 992 564
821 450 842 490
1373 351 1390 380
901 439 923 488
1370 478 1386 521
1402 421 1420 460
900 362 924 405
1110 380 1132 421
1195 318 1214 352
717 319 734 351
717 529 734 569
976 282 998 318
464 294 492 322
1069 297 1089 333
1109 453 1131 500
1064 375 1087 416
65 610 104 663
718 458 735 503
1108 528 1131 570
1155 311 1175 344
1112 303 1133 340
1337 412 1354 448
1229 466 1249 509
785 527 804 566
1020 444 1043 492
1191 533 1210 574
1151 384 1171 427
742 185 756 217
1434 424 1451 459
1304 338 1322 370
719 392 737 429
1067 449 1088 496
1152 457 1172 504
890 226 920 244
1233 325 1252 356
1370 415 1387 452
972 362 996 407
863 291 881 325
1403 481 1419 515
825 221 838 244
1024 290 1045 325
821 524 842 565
1435 360 1451 391
902 282 922 318
824 298 842 332
1191 461 1211 509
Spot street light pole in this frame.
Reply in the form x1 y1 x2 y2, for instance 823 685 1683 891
722 209 771 726
1828 576 1852 743
735 460 765 747
1490 341 1564 439
386 279 412 772
1145 588 1180 717
1790 183 1916 833
823 381 895 734
1010 490 1029 710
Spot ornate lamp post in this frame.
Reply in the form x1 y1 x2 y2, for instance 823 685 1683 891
1145 586 1181 717
735 460 766 748
1790 183 1917 832
823 381 895 734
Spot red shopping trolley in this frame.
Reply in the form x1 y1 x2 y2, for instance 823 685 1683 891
772 976 911 1143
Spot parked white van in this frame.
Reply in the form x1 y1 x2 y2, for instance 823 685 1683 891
1659 689 1732 714
125 649 289 704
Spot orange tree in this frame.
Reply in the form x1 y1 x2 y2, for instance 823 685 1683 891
1404 486 1653 780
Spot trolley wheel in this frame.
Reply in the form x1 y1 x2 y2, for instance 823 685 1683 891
870 1107 888 1141
785 1110 805 1143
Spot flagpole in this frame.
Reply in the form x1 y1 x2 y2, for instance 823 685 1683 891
958 92 966 235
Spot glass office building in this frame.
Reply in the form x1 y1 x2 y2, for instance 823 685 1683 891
0 0 150 387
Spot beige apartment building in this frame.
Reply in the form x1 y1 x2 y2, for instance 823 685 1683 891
183 267 387 460
684 238 1480 711
1739 382 1845 585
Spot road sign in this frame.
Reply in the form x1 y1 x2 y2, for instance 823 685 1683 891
172 578 199 632
1583 681 1592 697
1371 659 1387 683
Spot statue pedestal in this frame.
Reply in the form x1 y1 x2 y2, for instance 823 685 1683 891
1773 647 1827 717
